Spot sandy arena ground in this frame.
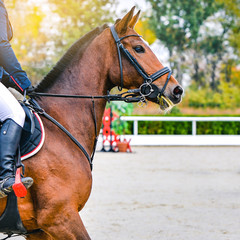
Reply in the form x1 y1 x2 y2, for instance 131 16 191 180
1 146 240 240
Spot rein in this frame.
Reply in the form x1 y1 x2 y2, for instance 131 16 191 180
26 98 95 170
28 89 144 102
27 90 143 171
28 25 173 171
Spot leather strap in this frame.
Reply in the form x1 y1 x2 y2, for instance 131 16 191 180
110 25 172 96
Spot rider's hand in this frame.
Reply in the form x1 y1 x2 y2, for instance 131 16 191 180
26 85 35 94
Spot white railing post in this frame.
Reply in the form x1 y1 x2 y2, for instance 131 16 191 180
116 116 240 146
120 116 240 137
192 120 197 135
133 120 138 135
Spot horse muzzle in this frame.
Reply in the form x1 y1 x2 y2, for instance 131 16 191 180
171 85 183 103
140 83 183 110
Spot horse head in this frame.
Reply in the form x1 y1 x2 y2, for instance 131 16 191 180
107 7 183 111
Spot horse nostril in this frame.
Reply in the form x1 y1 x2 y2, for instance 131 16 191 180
173 86 183 96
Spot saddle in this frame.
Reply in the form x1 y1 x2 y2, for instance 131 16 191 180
0 102 45 238
20 102 45 161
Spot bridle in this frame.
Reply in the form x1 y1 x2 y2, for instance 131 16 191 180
110 25 172 99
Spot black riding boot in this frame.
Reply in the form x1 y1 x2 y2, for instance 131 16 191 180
0 119 33 198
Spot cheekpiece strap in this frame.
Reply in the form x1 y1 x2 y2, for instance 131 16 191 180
110 26 144 90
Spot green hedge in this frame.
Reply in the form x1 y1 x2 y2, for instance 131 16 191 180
197 121 240 135
138 121 192 135
121 121 240 135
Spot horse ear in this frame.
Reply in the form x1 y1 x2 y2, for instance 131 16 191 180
115 6 135 34
115 19 121 24
129 10 141 29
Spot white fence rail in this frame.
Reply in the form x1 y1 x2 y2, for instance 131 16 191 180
118 116 240 146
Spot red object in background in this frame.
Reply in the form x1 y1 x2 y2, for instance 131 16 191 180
102 109 119 150
116 138 132 153
125 138 132 153
102 108 132 152
102 108 119 125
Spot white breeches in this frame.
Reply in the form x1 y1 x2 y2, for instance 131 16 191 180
0 82 25 127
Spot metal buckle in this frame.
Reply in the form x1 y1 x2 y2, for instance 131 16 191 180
139 82 154 97
145 77 153 84
137 96 147 107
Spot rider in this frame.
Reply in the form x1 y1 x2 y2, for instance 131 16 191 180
0 0 33 198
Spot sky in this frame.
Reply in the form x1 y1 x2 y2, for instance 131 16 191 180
29 0 150 13
117 0 150 13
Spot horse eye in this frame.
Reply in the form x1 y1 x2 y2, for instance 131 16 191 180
133 45 145 53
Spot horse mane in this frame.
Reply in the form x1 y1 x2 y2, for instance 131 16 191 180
35 24 109 92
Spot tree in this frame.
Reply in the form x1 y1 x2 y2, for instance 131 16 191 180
216 0 240 56
6 1 49 83
135 19 157 45
146 0 224 86
5 0 116 83
47 0 116 56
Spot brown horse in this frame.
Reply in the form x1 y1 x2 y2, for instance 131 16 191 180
0 7 182 239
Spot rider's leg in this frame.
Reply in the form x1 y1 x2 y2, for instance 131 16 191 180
0 82 33 198
0 82 25 127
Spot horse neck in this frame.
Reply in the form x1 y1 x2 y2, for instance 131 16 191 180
39 35 112 153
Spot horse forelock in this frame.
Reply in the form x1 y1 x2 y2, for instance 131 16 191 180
35 24 109 92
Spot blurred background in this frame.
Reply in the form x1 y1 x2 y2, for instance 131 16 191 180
2 2 240 239
5 0 240 133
